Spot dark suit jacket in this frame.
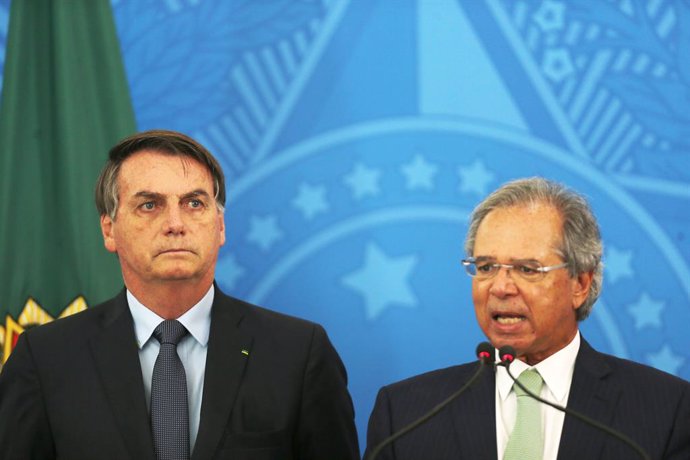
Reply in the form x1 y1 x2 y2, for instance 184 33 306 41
0 287 360 460
364 339 690 460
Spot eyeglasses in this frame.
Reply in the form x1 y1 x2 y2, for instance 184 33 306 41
461 257 568 282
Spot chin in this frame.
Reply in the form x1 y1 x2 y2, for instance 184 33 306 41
489 336 529 353
154 260 196 274
155 268 199 281
489 338 513 351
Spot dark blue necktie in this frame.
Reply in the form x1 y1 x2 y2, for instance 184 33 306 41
151 320 190 460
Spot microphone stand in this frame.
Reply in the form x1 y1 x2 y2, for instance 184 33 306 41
366 343 494 460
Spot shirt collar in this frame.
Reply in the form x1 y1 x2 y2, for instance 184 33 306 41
127 285 214 349
497 331 580 402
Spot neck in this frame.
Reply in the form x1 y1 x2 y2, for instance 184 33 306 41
517 329 579 366
125 279 213 319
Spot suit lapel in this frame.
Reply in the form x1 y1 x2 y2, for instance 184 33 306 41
451 366 498 460
192 290 253 460
557 339 620 460
89 291 156 460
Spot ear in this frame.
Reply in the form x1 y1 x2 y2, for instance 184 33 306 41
218 211 226 246
100 215 117 253
572 271 593 310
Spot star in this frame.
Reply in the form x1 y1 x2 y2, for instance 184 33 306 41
627 292 665 330
217 253 246 290
605 246 634 284
542 48 575 83
292 182 329 220
246 215 283 252
343 163 381 199
532 0 566 32
341 242 418 320
646 345 685 376
400 154 438 191
457 160 495 196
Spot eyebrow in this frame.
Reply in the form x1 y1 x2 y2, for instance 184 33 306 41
130 189 212 201
132 191 164 201
181 189 211 200
473 256 541 263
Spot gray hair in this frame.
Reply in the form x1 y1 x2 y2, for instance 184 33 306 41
464 177 603 321
95 130 225 220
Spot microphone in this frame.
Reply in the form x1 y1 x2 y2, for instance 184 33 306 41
366 342 494 460
497 345 515 364
498 346 651 460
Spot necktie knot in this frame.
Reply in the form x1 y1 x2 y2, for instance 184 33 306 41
514 368 543 397
153 319 188 346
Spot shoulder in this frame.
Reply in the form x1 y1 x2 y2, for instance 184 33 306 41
576 339 690 412
212 287 331 353
3 291 128 378
18 291 127 349
380 362 481 403
604 354 687 386
214 288 322 332
579 339 689 391
368 361 490 429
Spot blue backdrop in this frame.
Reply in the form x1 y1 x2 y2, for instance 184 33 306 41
1 0 689 449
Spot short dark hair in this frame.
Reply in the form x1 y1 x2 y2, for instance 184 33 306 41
95 130 226 219
464 177 603 321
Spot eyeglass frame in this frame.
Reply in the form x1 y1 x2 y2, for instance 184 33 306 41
461 257 569 281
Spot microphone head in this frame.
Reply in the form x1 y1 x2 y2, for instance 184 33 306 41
498 345 516 365
476 342 494 364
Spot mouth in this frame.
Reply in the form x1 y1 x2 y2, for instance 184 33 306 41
492 313 527 325
157 248 193 256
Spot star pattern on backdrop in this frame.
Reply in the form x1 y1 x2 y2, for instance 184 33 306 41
343 162 381 199
247 215 283 252
542 48 575 82
646 345 685 376
217 253 246 290
341 242 418 320
400 154 438 191
627 292 665 330
457 159 495 196
532 0 566 32
292 182 329 220
605 246 634 284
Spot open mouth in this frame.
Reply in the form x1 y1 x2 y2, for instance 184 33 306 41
493 314 526 325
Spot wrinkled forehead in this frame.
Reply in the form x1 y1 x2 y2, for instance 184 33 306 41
117 150 214 194
474 203 564 257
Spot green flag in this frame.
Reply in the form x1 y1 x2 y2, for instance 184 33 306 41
0 0 136 366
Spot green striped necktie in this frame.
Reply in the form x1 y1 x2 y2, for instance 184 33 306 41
504 369 544 460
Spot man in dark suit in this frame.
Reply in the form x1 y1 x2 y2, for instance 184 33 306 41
0 130 360 460
365 177 690 460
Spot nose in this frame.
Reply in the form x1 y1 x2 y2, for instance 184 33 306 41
163 206 185 236
488 266 518 298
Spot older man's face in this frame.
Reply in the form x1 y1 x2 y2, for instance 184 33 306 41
100 150 225 291
471 203 591 365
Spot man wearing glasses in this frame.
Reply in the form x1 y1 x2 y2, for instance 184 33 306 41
365 177 690 460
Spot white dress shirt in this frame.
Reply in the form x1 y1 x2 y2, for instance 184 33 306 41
127 286 213 451
496 331 581 460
